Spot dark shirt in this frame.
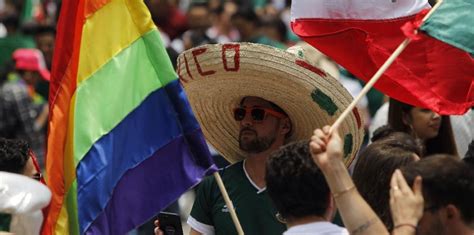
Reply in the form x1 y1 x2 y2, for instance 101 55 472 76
0 74 45 160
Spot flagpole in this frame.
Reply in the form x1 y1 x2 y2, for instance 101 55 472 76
213 172 245 235
330 0 444 133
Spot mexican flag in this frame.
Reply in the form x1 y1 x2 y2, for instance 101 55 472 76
291 0 474 115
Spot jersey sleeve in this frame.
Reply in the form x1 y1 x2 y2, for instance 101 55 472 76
188 176 215 231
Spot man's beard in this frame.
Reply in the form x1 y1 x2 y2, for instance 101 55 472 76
238 128 276 153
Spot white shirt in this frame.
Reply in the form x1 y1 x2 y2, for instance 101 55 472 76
284 221 349 235
0 172 51 235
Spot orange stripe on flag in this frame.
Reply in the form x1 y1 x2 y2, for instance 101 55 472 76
42 0 85 234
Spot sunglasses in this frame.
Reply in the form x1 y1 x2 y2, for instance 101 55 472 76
233 107 286 122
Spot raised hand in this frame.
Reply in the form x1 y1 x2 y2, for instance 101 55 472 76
390 169 424 232
309 125 343 171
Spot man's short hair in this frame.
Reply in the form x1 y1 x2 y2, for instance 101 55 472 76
266 140 330 220
0 138 30 174
401 155 474 226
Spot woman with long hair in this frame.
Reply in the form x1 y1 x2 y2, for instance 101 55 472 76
388 98 458 156
353 127 423 231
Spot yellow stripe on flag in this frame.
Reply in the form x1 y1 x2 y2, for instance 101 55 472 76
56 205 70 235
77 0 155 85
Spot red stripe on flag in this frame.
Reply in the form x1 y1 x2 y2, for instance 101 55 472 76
292 16 474 114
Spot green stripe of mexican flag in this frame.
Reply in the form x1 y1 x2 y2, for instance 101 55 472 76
420 0 474 56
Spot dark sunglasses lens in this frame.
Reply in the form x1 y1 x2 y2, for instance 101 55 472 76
251 108 265 121
234 108 246 121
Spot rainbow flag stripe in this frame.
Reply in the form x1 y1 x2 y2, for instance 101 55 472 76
44 0 216 234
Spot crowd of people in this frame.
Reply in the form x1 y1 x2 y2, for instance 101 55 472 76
1 0 473 235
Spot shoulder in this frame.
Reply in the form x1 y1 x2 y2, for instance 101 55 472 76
198 161 244 189
1 80 28 98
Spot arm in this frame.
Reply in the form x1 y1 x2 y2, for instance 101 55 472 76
390 170 423 235
310 126 389 235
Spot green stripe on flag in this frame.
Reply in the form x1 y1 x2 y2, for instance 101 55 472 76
421 0 474 56
65 181 80 235
73 29 177 164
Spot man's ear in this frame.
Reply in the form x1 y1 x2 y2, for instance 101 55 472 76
325 194 336 221
280 117 291 136
445 204 461 221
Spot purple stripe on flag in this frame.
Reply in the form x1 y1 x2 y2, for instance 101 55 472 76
84 131 216 235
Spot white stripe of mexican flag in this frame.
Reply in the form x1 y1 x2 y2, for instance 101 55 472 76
291 0 430 21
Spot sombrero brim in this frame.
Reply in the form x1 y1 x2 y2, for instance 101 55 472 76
178 43 364 164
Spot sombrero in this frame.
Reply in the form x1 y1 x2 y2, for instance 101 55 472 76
177 42 364 165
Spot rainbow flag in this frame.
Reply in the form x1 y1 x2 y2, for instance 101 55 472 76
43 0 216 234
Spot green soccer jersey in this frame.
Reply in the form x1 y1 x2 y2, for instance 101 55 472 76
189 161 286 235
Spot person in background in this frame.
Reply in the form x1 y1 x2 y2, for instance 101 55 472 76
400 155 474 235
0 138 49 234
32 24 55 100
310 126 389 235
0 48 50 164
260 17 288 46
387 98 458 156
206 1 239 44
231 7 286 49
0 13 36 71
266 140 348 234
370 101 472 157
352 126 423 231
145 0 188 41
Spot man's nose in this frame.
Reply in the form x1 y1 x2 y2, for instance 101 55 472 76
240 112 254 126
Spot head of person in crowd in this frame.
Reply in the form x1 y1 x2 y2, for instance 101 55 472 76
144 0 187 40
260 17 287 44
144 0 172 24
182 29 217 50
210 2 238 30
231 7 260 41
208 1 239 42
186 2 212 32
178 43 364 164
353 125 423 230
388 98 457 156
12 48 50 86
266 140 341 229
401 155 474 235
32 24 55 70
0 138 40 180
